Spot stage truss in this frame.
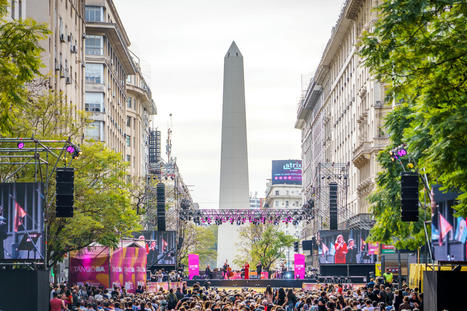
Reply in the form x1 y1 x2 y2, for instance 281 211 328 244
179 208 313 226
0 137 77 268
312 162 350 231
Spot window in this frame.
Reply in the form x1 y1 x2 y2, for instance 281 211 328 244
275 201 279 207
86 35 103 55
126 155 131 163
126 135 131 147
85 63 104 84
85 121 103 141
126 96 132 108
275 190 279 196
85 92 104 112
85 6 104 22
285 201 289 207
126 116 131 127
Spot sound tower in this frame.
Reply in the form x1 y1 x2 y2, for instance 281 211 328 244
329 183 338 230
56 167 74 217
401 172 419 221
156 183 166 231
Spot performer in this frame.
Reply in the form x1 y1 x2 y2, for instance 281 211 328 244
346 238 357 263
223 259 228 279
256 261 262 279
226 264 232 279
334 234 348 264
205 265 212 279
244 262 249 279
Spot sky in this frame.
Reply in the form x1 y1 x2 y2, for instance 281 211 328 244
114 0 346 208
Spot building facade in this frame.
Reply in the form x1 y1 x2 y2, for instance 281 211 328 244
295 0 391 238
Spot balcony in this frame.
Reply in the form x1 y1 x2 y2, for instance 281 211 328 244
352 141 371 168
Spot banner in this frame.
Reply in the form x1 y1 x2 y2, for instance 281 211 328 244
294 253 305 279
188 254 199 280
69 246 110 288
147 281 186 292
381 244 395 254
70 246 146 293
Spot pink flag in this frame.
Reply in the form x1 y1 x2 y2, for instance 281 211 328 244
439 214 453 246
14 202 27 232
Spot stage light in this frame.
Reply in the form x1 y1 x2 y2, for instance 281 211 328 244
66 145 75 153
17 142 24 149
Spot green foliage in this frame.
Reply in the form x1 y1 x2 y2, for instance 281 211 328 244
0 2 49 135
360 0 467 216
367 105 430 250
179 223 217 269
235 224 295 271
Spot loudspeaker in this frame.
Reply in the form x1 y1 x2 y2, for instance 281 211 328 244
56 167 74 217
329 183 338 230
401 172 419 221
156 183 166 231
424 270 466 311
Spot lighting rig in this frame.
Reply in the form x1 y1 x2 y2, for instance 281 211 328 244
179 208 314 226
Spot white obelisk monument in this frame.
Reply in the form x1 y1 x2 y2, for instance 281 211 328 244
217 41 250 269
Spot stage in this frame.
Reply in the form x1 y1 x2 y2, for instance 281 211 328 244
186 276 367 288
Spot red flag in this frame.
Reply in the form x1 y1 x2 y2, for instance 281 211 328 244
162 238 168 251
146 243 149 255
439 214 453 246
14 202 27 232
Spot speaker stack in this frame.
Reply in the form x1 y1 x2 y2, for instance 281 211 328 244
56 167 74 218
329 183 338 230
401 172 419 221
156 183 166 231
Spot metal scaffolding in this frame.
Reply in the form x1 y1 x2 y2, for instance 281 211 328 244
313 162 350 231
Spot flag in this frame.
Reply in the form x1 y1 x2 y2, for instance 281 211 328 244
439 214 453 246
14 201 27 232
145 243 149 255
149 241 156 251
329 243 336 256
162 238 168 251
455 217 467 244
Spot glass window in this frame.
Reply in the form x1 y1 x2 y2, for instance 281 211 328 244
85 63 104 84
127 96 132 108
126 116 131 127
285 201 289 207
275 190 279 196
85 92 104 112
86 35 103 55
126 155 131 162
275 201 279 207
85 121 103 141
126 135 131 147
85 6 103 22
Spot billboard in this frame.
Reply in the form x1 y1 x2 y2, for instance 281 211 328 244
318 230 376 264
0 183 44 261
134 231 177 266
271 160 302 185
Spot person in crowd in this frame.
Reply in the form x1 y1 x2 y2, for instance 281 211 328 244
383 268 394 287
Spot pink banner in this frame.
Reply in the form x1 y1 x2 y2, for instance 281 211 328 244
368 242 379 255
69 246 111 288
70 246 146 293
294 253 305 279
188 254 199 280
302 283 366 291
147 282 186 293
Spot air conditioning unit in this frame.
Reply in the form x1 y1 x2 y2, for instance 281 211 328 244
71 45 77 54
60 33 65 42
66 76 71 84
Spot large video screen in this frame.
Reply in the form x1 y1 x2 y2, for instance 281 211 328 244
318 230 376 264
0 183 44 261
272 160 302 185
133 231 176 266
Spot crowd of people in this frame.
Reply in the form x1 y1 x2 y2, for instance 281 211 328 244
49 277 424 311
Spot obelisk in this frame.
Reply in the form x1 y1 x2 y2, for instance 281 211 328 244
217 41 250 269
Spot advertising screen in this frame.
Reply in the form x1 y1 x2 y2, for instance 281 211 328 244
134 231 177 266
0 183 44 261
318 230 376 264
271 160 302 185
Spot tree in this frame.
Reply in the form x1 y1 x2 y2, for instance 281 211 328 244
0 82 141 267
235 224 295 271
360 0 467 216
178 223 217 269
0 0 49 135
366 105 430 250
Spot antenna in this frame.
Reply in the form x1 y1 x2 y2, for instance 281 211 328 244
166 113 173 163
